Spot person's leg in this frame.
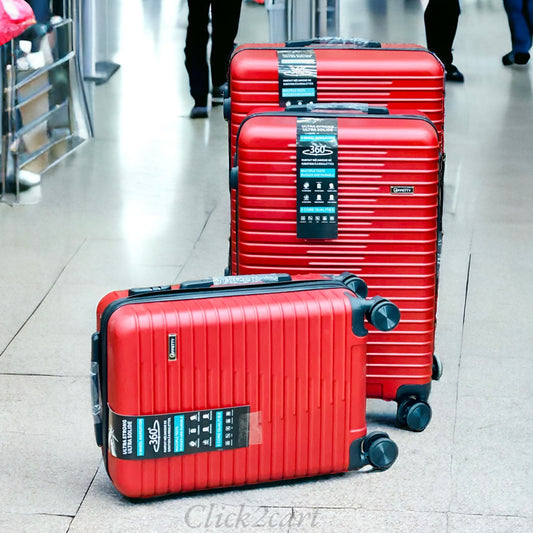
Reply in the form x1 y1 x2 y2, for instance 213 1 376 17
28 0 52 25
184 0 211 112
424 0 461 67
502 0 531 63
210 0 242 90
523 0 533 48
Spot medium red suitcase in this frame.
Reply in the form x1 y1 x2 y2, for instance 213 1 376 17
92 273 400 498
228 105 442 431
225 39 446 164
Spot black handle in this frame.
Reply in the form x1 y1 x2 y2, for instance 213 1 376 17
223 96 231 121
180 273 292 290
286 103 389 115
285 37 381 48
128 285 172 296
91 333 103 447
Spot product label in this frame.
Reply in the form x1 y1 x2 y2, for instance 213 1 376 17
108 405 250 460
211 274 286 285
296 118 339 239
278 50 317 106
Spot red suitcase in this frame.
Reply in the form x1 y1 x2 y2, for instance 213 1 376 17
92 273 400 498
228 105 443 431
224 39 446 164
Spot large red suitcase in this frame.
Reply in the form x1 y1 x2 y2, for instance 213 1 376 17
92 273 400 498
225 39 446 164
228 105 442 431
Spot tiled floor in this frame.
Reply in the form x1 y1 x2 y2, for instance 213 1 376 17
1 1 532 531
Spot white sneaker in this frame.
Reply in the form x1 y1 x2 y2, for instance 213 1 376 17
19 170 41 188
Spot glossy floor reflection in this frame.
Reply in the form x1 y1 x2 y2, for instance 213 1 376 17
1 1 532 531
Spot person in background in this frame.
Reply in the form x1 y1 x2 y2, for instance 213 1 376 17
424 0 464 82
502 0 533 65
184 0 243 119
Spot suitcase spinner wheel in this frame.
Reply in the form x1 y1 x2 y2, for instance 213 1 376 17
432 354 443 381
363 431 399 471
396 398 432 432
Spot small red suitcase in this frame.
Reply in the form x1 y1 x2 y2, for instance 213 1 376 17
225 39 446 164
228 105 442 431
92 273 400 499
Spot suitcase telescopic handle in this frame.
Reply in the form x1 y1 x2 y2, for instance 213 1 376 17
179 273 292 289
285 37 381 48
294 102 389 115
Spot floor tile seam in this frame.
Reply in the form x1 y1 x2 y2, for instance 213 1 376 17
454 392 533 400
447 245 473 513
0 238 87 360
68 462 101 531
0 511 75 519
446 511 533 520
174 204 219 283
0 372 87 379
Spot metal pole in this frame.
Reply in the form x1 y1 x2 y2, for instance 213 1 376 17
286 0 293 41
1 44 8 198
310 0 317 38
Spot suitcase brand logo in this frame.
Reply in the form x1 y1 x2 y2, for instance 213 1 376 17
147 420 161 453
168 334 177 361
391 186 415 194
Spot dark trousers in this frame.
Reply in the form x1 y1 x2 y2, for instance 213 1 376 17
424 0 461 66
184 0 242 106
503 0 533 53
28 0 51 24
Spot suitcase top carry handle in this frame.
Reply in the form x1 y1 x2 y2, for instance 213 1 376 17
285 37 381 48
288 102 389 115
179 273 292 290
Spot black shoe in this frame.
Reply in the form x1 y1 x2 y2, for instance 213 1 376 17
515 52 530 64
502 52 514 66
211 83 227 106
445 64 464 82
190 105 208 119
502 51 530 66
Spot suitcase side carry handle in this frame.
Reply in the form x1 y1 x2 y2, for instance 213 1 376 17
287 102 389 115
91 333 103 447
285 37 381 48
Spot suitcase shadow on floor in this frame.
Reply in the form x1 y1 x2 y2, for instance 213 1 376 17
122 470 385 504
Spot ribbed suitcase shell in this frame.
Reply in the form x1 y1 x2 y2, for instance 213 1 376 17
227 43 445 163
230 111 440 405
94 275 376 498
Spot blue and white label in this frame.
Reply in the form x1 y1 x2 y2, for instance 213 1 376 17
300 168 336 178
296 118 339 239
278 50 317 106
137 418 145 457
108 405 250 461
282 88 316 98
174 415 185 453
215 411 223 448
